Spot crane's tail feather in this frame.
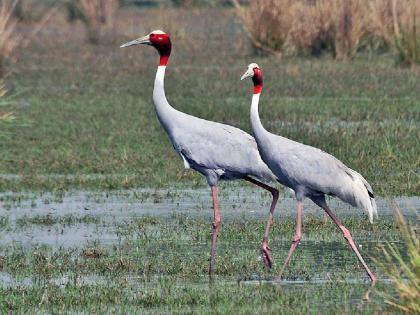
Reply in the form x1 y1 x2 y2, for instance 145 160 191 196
346 169 377 224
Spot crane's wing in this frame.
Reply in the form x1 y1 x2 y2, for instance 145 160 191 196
172 118 269 177
271 138 374 197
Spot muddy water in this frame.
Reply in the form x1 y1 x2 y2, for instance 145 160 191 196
0 188 418 249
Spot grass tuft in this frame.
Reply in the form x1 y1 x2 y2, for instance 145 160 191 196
376 206 420 313
234 0 420 63
233 0 371 59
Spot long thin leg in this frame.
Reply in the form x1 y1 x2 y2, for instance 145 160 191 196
278 201 303 279
323 205 377 284
245 177 279 268
209 186 221 277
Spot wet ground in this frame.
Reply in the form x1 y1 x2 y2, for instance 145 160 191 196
0 187 418 249
0 187 417 313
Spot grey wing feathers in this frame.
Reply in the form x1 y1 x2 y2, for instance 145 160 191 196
325 152 375 198
273 137 373 197
173 118 272 179
177 123 257 169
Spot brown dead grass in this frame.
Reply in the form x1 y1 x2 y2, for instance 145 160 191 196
371 0 420 65
0 0 58 78
234 0 420 63
12 0 52 21
232 0 293 54
233 0 372 58
75 0 119 44
0 0 21 76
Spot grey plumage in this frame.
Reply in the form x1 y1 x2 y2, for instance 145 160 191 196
246 68 377 223
154 66 277 186
242 63 378 282
120 32 280 275
254 129 377 221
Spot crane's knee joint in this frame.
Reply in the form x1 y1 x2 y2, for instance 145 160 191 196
212 220 220 230
340 226 351 239
292 235 301 243
271 189 279 199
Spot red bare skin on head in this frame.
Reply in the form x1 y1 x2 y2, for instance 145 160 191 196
252 67 263 94
150 33 172 66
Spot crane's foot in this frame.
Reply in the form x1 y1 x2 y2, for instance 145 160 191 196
261 241 273 269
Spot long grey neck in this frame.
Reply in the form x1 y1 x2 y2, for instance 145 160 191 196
152 66 178 132
250 93 269 142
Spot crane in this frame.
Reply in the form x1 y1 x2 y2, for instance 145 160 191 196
120 31 280 275
241 63 377 283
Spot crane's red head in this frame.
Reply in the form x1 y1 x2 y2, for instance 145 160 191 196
120 30 172 66
240 63 263 94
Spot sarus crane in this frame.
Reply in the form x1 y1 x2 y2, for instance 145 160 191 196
120 31 280 275
241 63 377 283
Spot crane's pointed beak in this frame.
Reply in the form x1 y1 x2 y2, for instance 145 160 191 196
120 35 151 48
241 69 253 80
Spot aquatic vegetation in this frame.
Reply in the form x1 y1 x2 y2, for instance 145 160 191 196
0 189 417 312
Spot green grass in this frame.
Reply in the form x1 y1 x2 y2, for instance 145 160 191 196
0 8 417 314
0 8 418 194
15 213 99 227
375 208 420 313
0 281 391 314
0 212 406 313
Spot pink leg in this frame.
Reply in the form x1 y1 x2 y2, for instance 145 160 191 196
278 201 303 279
245 177 279 268
323 205 377 284
209 186 221 277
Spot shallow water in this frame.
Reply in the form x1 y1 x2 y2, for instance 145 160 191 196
0 188 415 314
0 188 418 249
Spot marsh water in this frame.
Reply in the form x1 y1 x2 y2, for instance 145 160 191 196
0 187 417 313
0 187 418 249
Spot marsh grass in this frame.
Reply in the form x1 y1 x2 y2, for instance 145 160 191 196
15 214 99 227
12 0 54 22
0 210 407 313
0 0 21 77
0 80 16 131
0 0 57 78
370 0 420 66
393 1 420 66
0 215 8 228
375 207 420 313
1 8 419 194
233 0 372 58
232 0 293 54
234 0 420 64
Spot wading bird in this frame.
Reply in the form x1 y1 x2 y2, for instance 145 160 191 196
120 31 279 275
241 63 377 283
